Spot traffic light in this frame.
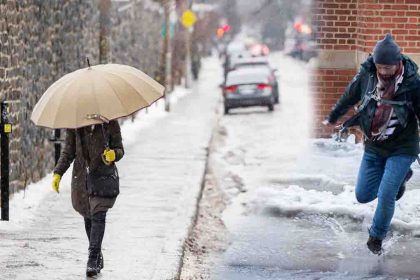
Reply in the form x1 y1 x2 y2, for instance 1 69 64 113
216 27 224 38
222 24 231 33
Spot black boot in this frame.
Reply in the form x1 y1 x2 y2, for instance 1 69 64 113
86 211 107 276
86 248 101 277
85 217 104 271
396 168 413 201
367 236 382 255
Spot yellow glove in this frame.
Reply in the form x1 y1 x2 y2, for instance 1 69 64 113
103 149 116 164
52 174 61 193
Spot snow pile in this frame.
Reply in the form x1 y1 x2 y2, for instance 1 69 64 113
0 175 54 230
310 137 363 157
253 184 373 223
251 184 420 234
235 137 420 235
267 173 348 193
251 133 420 236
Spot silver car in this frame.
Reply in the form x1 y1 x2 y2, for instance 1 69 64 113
223 68 276 114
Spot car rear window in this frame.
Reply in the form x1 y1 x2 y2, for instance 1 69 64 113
226 70 269 86
236 61 267 67
235 64 271 72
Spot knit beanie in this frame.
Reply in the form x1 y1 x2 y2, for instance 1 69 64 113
373 33 402 65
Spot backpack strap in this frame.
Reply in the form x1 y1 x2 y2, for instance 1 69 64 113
100 123 110 150
355 74 375 113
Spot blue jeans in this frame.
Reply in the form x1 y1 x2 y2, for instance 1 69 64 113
356 151 416 240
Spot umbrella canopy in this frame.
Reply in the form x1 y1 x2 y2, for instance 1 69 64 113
31 64 165 129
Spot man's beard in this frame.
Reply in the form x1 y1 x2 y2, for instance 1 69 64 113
377 62 403 83
377 72 396 82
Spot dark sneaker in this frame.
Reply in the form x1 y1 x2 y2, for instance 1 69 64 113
367 236 383 255
396 168 413 201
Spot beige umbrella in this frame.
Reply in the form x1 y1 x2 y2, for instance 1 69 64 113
31 63 165 129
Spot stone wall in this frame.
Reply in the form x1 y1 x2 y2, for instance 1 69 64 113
110 0 163 78
0 0 99 193
0 0 164 194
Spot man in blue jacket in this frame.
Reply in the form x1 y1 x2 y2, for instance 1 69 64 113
324 34 420 255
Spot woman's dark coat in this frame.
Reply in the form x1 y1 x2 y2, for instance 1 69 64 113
54 120 124 217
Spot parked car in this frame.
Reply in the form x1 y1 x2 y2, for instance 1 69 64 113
230 56 270 69
223 50 251 79
288 39 318 62
222 68 276 114
226 41 246 56
229 57 280 104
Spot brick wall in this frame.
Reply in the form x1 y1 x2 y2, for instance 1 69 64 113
312 0 420 140
312 0 358 51
312 0 358 138
312 69 356 137
357 0 420 53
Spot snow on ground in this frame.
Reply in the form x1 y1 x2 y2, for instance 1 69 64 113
0 175 54 231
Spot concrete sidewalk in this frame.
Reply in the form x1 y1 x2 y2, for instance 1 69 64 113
0 57 222 280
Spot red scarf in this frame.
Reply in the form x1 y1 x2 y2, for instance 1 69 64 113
370 61 404 139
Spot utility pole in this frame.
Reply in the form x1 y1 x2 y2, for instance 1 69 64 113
181 0 196 89
184 0 193 89
99 0 111 64
185 28 192 88
1 102 11 221
163 0 175 112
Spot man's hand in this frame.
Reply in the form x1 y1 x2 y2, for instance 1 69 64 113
322 119 332 126
322 119 342 130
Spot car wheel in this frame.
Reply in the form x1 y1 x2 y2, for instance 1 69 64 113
224 106 230 115
268 104 274 111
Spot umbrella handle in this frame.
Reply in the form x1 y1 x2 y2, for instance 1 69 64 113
86 114 110 149
86 114 109 123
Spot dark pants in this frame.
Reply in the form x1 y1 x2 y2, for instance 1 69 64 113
84 211 107 252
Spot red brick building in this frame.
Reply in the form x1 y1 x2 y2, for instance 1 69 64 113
312 0 420 139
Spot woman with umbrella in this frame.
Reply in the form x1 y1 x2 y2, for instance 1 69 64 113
31 62 164 276
52 120 123 276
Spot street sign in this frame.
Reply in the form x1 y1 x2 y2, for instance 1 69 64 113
180 9 197 28
161 23 175 38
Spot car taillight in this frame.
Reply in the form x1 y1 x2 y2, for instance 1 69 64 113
257 84 272 90
224 85 237 93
